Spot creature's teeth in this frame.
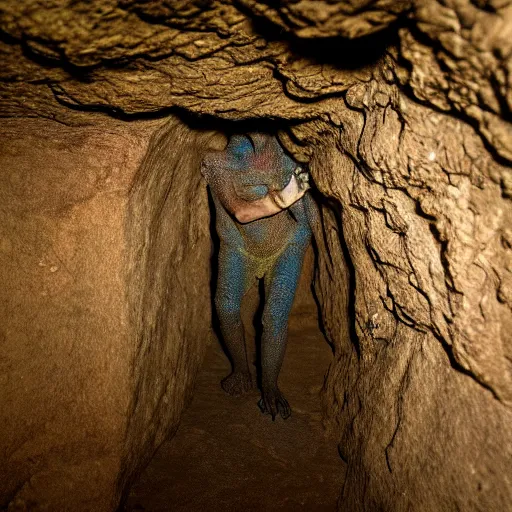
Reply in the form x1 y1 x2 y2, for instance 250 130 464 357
294 166 302 175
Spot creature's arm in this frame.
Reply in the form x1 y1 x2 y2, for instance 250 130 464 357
205 166 309 224
202 134 310 223
233 183 269 202
230 164 293 201
210 190 246 247
202 162 268 222
233 170 310 223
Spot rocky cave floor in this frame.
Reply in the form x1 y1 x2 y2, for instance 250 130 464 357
124 304 344 511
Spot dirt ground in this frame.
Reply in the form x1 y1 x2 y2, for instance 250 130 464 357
125 299 344 512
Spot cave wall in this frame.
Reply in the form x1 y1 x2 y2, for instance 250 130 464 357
300 87 512 510
1 1 511 511
0 114 216 510
0 117 153 509
119 117 216 502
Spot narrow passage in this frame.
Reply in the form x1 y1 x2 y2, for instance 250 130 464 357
126 278 344 511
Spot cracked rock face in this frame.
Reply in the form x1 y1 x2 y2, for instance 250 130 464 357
1 1 511 511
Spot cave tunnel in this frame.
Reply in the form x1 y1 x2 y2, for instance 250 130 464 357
120 117 349 510
1 2 512 512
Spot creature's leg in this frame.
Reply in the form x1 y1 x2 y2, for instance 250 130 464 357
215 245 255 396
259 242 308 419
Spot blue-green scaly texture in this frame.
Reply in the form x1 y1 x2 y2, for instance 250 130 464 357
202 133 319 420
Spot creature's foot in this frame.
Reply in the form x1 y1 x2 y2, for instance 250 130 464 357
221 371 253 396
258 387 291 420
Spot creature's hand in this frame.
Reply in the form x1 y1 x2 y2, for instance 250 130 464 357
270 165 310 208
295 165 310 189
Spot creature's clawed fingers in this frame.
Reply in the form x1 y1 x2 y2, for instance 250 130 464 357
277 398 291 420
258 389 291 420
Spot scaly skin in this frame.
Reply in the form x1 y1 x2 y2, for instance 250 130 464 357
202 133 319 420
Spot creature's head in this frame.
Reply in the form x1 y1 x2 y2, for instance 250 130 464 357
201 133 297 188
201 132 309 223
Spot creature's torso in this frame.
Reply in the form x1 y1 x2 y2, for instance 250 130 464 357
213 192 311 259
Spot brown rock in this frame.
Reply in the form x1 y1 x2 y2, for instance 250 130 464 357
0 0 511 510
0 115 216 509
301 83 512 511
238 0 412 38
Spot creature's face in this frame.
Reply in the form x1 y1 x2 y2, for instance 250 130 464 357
206 133 296 189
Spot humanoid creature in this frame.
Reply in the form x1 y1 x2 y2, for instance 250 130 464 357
201 133 318 420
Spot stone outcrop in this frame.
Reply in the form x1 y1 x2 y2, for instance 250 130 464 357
237 0 412 38
1 0 511 510
1 1 510 161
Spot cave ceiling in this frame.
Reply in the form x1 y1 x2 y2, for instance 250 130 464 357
0 0 511 164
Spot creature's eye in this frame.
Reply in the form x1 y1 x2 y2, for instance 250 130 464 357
229 136 253 160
